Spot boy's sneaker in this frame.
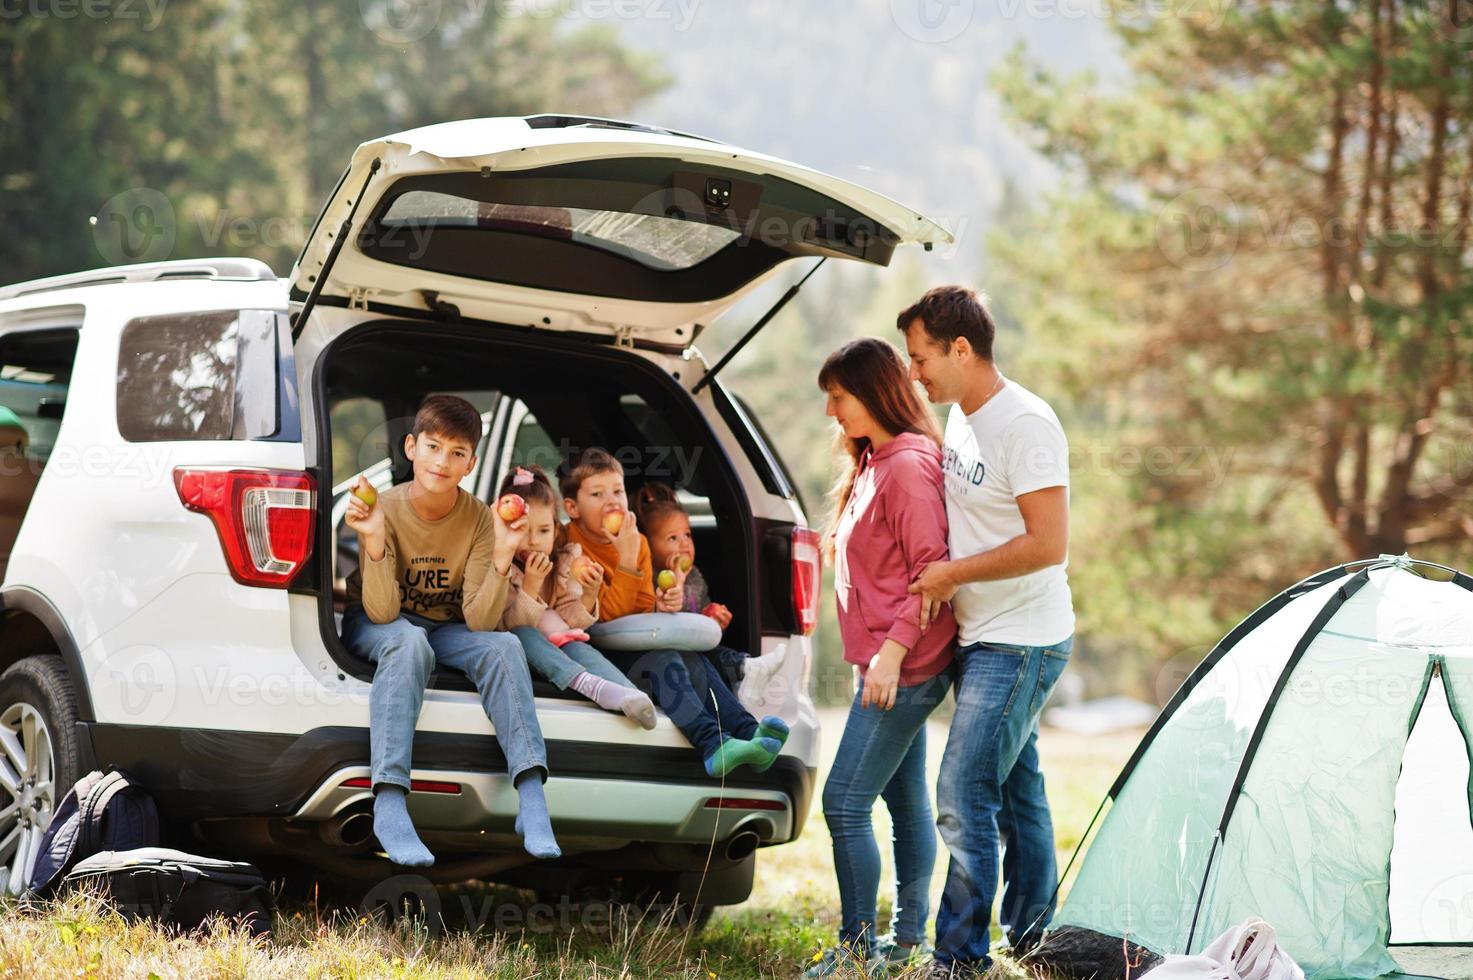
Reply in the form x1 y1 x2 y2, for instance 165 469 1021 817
866 939 927 977
920 959 986 980
802 944 869 979
738 643 788 702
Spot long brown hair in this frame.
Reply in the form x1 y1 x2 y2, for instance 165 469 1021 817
816 337 941 557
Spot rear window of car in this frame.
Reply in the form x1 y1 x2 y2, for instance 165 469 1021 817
381 191 742 271
355 159 901 304
116 309 299 443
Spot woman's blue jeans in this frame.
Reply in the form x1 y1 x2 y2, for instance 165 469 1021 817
822 670 952 953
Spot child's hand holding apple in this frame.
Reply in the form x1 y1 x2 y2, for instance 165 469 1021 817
522 550 553 598
702 602 733 631
603 509 641 571
345 477 387 560
491 493 530 573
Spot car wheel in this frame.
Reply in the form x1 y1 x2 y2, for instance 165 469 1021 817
0 656 83 896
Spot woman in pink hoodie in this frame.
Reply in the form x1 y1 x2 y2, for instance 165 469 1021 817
806 338 958 978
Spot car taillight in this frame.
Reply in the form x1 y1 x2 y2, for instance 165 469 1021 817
703 796 787 811
341 776 461 795
791 526 821 637
174 468 316 588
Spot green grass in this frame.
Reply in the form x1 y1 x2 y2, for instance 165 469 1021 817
0 712 1141 978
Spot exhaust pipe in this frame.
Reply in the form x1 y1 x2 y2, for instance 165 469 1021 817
724 828 762 862
319 810 375 849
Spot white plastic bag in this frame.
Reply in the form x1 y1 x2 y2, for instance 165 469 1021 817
1140 919 1305 980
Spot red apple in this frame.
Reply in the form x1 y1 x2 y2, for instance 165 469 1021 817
497 493 527 522
602 510 625 536
352 483 377 508
656 569 676 591
571 555 596 579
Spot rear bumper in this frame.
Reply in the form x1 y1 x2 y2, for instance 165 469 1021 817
296 764 793 847
84 723 816 843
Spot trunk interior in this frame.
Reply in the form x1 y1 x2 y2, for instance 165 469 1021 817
308 318 765 697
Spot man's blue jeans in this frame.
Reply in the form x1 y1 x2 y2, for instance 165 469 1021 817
341 605 548 790
603 648 758 757
823 671 951 954
934 636 1073 969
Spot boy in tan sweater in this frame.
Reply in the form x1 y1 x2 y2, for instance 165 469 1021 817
343 395 557 866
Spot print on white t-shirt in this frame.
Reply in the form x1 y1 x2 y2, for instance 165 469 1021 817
943 381 1075 647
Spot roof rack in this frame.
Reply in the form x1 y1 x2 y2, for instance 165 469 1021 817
522 113 720 145
0 257 279 301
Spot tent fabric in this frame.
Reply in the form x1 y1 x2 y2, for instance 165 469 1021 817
1049 560 1473 980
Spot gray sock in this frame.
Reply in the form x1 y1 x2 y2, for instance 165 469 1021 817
513 771 561 859
372 785 434 867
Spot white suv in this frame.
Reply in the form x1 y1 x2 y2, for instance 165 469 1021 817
0 115 949 910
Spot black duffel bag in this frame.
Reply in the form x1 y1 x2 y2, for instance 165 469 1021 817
61 847 274 938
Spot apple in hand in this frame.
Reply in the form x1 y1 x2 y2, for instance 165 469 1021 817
497 493 527 522
352 483 377 508
602 510 625 536
656 569 677 591
571 555 595 579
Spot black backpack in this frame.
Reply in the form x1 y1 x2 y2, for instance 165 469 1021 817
61 847 274 938
29 768 159 896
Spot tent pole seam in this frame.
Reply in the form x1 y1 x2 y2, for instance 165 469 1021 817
1184 568 1371 953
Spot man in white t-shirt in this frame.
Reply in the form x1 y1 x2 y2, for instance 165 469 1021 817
899 285 1074 978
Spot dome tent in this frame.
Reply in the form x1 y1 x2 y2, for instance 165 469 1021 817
1039 557 1473 980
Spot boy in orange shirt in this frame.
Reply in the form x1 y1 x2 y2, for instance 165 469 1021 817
561 448 783 776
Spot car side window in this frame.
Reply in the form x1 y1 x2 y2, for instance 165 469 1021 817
115 309 294 443
618 394 713 522
330 397 391 489
0 327 79 465
511 410 558 472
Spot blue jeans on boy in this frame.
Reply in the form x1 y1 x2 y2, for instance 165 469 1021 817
933 636 1073 970
705 644 750 689
823 670 952 955
511 627 637 690
341 604 548 790
604 648 758 757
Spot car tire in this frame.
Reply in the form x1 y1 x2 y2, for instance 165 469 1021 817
0 656 84 896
